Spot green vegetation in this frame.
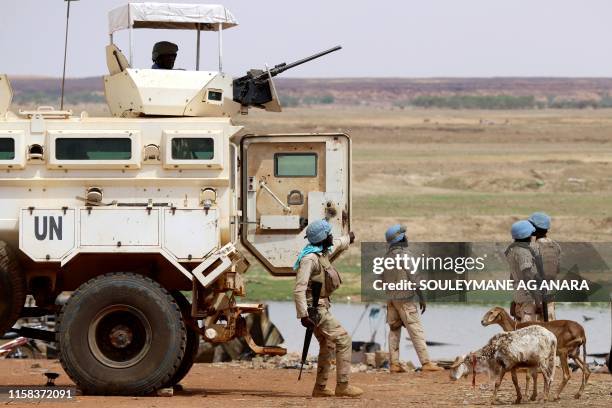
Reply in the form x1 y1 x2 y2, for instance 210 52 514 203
278 95 300 107
403 95 537 110
390 93 612 110
243 256 361 301
354 192 612 218
279 94 335 107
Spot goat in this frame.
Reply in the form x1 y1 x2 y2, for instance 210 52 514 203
481 306 590 399
450 325 556 405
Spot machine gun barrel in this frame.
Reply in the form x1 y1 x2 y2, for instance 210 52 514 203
234 45 342 108
255 46 342 81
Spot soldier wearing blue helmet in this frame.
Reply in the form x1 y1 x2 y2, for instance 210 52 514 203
383 224 443 373
528 212 561 320
293 219 362 398
506 220 540 322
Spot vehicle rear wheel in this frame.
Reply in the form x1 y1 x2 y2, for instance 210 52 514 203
0 241 25 336
57 273 186 395
164 291 200 388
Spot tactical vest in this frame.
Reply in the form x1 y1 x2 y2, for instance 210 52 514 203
310 253 342 297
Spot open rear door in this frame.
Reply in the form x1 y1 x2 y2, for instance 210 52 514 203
240 133 351 276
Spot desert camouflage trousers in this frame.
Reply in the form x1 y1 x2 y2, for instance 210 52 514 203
387 300 430 365
516 301 556 322
546 301 556 320
515 302 539 322
313 305 352 386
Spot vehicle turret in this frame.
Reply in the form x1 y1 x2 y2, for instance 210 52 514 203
104 2 241 118
103 3 340 118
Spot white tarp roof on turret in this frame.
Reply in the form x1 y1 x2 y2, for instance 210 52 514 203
109 2 238 34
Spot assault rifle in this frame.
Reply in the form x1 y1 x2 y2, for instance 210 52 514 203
298 281 323 380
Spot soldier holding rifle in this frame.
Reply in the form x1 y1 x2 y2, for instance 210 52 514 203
293 219 363 398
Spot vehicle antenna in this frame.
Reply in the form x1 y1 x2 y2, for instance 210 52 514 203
60 0 78 110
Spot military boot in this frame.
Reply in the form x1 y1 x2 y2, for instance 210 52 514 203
390 363 406 373
421 362 444 372
312 384 334 397
335 382 363 398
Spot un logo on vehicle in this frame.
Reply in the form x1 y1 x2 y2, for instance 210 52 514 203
34 216 63 241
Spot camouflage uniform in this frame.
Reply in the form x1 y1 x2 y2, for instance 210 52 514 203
506 242 539 322
383 244 431 365
294 236 351 386
532 237 562 320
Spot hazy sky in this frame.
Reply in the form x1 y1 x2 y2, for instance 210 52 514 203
1 0 612 78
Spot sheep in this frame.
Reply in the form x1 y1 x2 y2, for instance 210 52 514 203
449 325 556 405
481 306 590 399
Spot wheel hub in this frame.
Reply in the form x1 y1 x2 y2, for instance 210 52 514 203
88 305 152 369
109 325 133 349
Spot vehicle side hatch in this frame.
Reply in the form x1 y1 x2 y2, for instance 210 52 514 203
240 133 351 276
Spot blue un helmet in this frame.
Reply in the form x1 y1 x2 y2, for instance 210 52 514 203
528 212 551 230
306 219 332 244
511 220 536 240
385 224 407 244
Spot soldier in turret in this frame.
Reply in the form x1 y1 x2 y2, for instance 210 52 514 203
528 212 562 320
151 41 178 69
293 219 363 398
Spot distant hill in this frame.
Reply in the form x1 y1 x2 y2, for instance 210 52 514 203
8 76 612 109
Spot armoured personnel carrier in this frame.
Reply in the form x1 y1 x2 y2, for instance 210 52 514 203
0 2 350 395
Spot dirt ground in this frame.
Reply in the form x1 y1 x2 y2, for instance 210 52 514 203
0 360 609 407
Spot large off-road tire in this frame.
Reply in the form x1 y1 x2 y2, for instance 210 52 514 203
57 273 186 395
0 241 25 335
164 291 200 388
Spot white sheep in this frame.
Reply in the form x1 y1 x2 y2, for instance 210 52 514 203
449 325 556 404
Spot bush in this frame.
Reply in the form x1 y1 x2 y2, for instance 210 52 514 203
302 94 335 105
410 94 536 110
278 95 300 107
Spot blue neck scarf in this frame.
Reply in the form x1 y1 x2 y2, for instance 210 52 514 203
294 244 332 270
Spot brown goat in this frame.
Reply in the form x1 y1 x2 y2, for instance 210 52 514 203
481 306 590 400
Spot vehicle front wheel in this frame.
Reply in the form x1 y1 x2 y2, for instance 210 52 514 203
57 273 186 395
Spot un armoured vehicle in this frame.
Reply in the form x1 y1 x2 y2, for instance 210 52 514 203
0 2 350 395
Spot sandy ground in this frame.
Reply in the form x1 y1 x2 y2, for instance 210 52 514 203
0 359 610 407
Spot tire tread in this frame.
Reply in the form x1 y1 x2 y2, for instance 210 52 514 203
57 272 186 396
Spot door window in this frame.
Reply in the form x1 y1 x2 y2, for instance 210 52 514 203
274 153 317 177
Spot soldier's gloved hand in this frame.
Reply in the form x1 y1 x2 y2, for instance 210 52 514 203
349 231 356 244
300 316 316 329
419 301 427 314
